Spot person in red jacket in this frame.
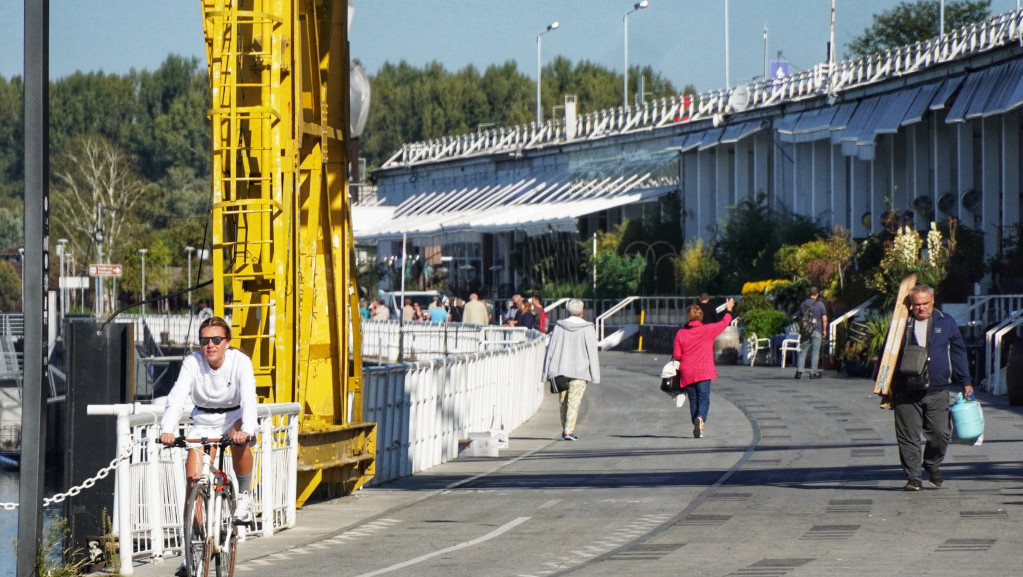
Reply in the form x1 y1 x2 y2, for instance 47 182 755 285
673 297 735 438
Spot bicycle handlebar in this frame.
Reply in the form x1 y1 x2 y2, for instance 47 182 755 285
170 435 254 448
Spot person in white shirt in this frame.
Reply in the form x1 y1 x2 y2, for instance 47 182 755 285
160 317 258 575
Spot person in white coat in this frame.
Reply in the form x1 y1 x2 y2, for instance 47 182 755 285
542 299 601 440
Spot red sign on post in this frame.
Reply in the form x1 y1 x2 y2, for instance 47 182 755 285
88 263 123 277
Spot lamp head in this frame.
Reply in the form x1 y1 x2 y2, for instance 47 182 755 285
636 0 649 9
548 21 559 31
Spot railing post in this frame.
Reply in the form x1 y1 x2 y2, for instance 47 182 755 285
286 412 298 528
145 424 165 560
260 416 274 537
115 412 135 575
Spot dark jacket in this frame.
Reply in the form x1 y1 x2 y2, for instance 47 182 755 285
895 308 971 391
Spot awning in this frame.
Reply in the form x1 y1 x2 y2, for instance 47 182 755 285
929 76 963 111
698 127 725 150
778 107 839 143
980 59 1023 117
355 156 680 241
719 120 764 144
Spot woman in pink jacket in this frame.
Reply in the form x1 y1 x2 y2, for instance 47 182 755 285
673 297 734 438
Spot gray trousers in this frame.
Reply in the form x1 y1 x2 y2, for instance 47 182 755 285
893 387 951 481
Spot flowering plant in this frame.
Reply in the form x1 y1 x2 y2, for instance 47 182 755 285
873 222 950 302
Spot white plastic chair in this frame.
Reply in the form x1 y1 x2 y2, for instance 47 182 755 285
748 332 772 366
779 334 800 368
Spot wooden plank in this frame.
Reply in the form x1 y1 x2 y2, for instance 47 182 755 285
873 273 917 406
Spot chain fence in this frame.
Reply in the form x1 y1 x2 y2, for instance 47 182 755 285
0 438 136 511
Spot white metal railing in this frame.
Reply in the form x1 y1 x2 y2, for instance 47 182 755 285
595 296 640 341
382 9 1023 168
115 314 203 347
964 294 1023 336
829 296 877 355
86 402 300 575
984 309 1023 395
363 329 547 484
361 320 534 362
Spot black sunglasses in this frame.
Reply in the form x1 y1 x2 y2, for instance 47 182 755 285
199 336 226 346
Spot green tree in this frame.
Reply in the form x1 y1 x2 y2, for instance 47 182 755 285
0 260 21 311
588 223 646 299
51 134 158 269
847 0 991 57
675 238 719 296
713 193 825 293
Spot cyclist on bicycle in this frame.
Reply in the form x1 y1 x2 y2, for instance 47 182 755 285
160 316 257 575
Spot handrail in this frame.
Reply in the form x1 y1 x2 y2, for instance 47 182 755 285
595 296 640 341
544 297 570 313
828 296 877 355
984 309 1023 395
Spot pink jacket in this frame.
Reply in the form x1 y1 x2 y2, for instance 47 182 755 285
673 312 733 387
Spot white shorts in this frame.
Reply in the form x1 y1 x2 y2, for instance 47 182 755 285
187 407 244 439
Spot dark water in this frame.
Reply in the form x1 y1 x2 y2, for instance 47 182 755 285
0 469 62 577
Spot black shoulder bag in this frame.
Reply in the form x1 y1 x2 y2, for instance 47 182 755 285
898 318 931 392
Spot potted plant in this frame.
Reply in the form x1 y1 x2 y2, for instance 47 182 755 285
840 341 867 377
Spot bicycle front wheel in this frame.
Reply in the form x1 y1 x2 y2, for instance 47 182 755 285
214 486 237 577
183 483 210 577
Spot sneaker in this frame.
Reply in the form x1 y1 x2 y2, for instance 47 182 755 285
562 433 578 441
175 561 188 577
233 491 253 524
928 469 944 488
809 372 822 379
903 479 922 491
674 394 686 408
794 372 803 379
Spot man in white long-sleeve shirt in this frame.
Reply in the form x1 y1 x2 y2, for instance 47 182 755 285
160 316 258 575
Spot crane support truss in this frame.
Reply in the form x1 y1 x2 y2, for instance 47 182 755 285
201 0 374 506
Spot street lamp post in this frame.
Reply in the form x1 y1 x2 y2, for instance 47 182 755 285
536 21 559 125
724 0 730 87
624 1 649 109
186 245 196 312
139 248 148 316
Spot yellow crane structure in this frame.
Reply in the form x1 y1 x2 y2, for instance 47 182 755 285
200 0 375 505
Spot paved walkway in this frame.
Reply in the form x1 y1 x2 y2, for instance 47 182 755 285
125 351 1023 577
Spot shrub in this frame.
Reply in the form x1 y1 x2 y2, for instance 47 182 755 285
735 292 772 317
741 308 791 339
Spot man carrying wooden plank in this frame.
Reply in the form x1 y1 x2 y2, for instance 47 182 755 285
891 285 974 491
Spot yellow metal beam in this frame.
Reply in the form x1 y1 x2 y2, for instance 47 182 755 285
202 0 374 506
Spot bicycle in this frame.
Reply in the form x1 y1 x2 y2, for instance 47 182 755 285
171 436 250 577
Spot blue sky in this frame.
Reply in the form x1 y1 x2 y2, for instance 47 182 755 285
2 1 1021 94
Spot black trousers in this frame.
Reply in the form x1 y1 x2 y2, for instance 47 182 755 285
894 386 951 481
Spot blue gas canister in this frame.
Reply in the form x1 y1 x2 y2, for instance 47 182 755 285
950 393 984 440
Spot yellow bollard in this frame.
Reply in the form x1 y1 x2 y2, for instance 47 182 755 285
637 309 645 351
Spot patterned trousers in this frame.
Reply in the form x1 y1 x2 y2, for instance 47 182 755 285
559 379 588 435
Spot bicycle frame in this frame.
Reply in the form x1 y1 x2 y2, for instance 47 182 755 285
175 436 241 577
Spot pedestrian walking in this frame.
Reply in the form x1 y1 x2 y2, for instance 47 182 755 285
542 299 600 441
795 286 828 379
673 297 735 438
892 285 974 491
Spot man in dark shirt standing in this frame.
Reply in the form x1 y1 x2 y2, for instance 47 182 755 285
697 293 719 324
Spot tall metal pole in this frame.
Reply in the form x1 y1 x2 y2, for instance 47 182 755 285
724 0 730 87
18 0 50 573
623 1 648 108
763 23 768 80
186 246 195 312
139 248 147 316
536 22 559 125
940 0 945 39
829 0 836 68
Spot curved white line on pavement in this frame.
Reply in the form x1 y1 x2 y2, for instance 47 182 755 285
352 517 531 577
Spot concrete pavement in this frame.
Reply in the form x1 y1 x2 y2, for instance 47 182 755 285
124 351 1023 576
